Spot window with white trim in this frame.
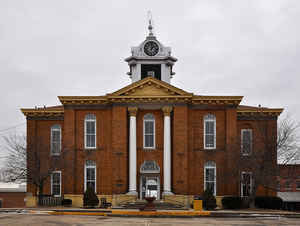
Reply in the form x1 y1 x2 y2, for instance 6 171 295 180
204 114 216 149
51 171 61 197
296 181 300 190
204 161 216 195
241 129 252 155
241 172 252 197
84 160 96 193
143 113 155 149
84 114 96 149
51 125 61 155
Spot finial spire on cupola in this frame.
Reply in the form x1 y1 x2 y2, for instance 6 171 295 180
147 10 154 36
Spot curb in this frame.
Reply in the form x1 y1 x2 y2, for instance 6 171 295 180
49 210 211 218
47 210 300 218
209 213 300 218
2 209 300 218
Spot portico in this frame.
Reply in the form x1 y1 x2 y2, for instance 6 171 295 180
127 106 173 199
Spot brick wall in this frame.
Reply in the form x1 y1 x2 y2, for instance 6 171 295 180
278 164 300 192
26 104 279 198
0 192 25 208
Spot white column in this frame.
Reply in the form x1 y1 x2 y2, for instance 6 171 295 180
127 107 138 195
162 106 173 195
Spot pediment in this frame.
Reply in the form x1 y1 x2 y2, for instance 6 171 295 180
108 77 192 97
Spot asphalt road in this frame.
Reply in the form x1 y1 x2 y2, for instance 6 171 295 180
0 213 300 226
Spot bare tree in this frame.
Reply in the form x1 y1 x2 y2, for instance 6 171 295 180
224 115 300 207
277 114 300 164
1 133 26 182
1 133 65 202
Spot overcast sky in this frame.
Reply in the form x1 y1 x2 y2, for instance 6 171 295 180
0 0 299 165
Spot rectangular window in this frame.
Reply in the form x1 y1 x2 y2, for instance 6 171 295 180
241 129 252 155
51 171 61 197
85 165 96 193
205 121 215 148
205 167 216 195
147 71 155 77
85 121 96 148
51 126 61 155
296 181 300 190
144 120 155 148
204 114 216 149
241 172 252 197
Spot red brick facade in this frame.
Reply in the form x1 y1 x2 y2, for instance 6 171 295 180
278 164 300 192
22 78 282 200
0 192 25 208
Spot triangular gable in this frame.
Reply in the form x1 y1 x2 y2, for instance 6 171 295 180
108 77 192 97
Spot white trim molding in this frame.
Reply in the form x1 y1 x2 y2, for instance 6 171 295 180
50 124 61 155
203 114 216 149
84 114 97 149
51 171 61 197
204 161 216 196
84 160 97 193
143 113 155 149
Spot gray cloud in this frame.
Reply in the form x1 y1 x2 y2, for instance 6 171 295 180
0 0 300 165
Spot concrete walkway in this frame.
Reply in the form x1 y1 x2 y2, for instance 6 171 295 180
1 208 300 218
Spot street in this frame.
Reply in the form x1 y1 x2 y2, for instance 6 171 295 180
0 213 300 226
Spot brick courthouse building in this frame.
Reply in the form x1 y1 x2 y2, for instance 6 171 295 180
21 23 283 207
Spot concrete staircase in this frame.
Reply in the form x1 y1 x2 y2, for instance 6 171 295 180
118 200 188 210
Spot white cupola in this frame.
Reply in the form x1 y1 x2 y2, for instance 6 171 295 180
125 16 177 84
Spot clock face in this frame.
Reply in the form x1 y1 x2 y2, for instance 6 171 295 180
144 41 159 56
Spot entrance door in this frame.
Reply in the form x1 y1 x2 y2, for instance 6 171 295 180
140 176 160 200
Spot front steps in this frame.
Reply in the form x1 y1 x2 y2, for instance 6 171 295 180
116 200 188 210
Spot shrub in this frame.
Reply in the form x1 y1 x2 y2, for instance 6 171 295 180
255 196 283 210
62 199 72 206
222 196 243 209
83 187 99 207
202 189 217 210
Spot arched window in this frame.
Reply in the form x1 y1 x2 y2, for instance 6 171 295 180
85 114 96 149
143 113 155 149
84 160 96 193
51 124 61 155
204 161 216 195
204 114 216 149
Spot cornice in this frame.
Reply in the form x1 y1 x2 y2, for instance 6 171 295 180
192 96 243 105
21 109 64 117
58 96 108 105
58 78 243 106
58 95 244 105
237 108 284 116
125 56 178 63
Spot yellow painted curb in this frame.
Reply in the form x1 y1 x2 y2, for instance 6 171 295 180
49 212 107 216
49 210 210 216
48 210 210 217
111 210 211 216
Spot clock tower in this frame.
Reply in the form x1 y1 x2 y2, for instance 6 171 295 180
125 18 177 84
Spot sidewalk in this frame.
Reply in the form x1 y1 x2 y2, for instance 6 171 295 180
1 207 300 218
